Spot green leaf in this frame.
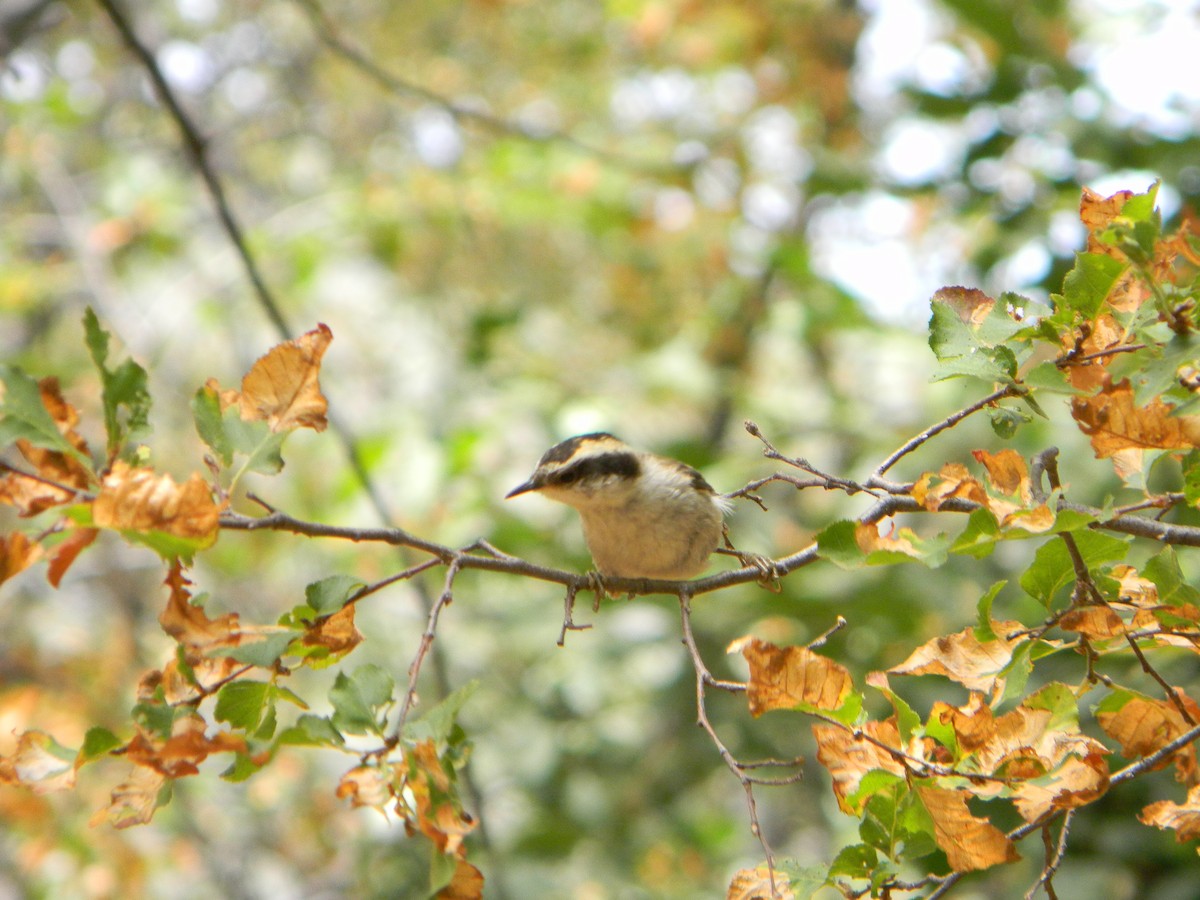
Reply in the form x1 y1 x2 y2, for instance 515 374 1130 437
1183 450 1200 507
997 641 1034 705
276 714 344 747
1021 361 1080 395
816 520 864 569
83 308 151 458
988 404 1029 438
192 385 234 467
1022 682 1079 731
217 631 297 668
404 679 479 744
1057 252 1127 320
1142 547 1200 607
974 581 1007 641
79 727 122 762
330 665 395 736
1019 531 1129 607
306 575 366 617
0 365 80 458
132 697 178 740
112 527 217 565
951 508 1000 558
827 843 879 879
221 751 267 782
225 412 287 475
773 861 827 899
215 681 272 731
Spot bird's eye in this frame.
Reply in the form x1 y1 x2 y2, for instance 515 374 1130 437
554 468 579 485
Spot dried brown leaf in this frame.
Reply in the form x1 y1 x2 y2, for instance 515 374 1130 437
238 324 332 432
437 859 485 900
0 730 76 794
1139 784 1200 843
1060 606 1129 640
814 719 906 813
730 636 852 716
1072 381 1200 458
1080 186 1134 255
727 866 794 900
337 764 394 810
93 461 220 543
90 765 167 829
0 531 41 586
1097 693 1200 784
124 713 246 778
915 785 1019 872
932 286 995 326
303 604 363 656
888 622 1026 696
159 562 242 652
911 463 988 512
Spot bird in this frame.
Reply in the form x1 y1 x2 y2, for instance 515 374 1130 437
505 432 729 581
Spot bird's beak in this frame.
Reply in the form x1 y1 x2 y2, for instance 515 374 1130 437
505 478 540 499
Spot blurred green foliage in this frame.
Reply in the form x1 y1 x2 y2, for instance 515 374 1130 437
2 0 1198 897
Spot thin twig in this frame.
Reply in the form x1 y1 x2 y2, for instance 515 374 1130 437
388 555 464 745
678 591 798 898
871 385 1021 478
1024 811 1072 900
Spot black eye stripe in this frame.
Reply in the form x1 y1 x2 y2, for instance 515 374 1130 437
553 452 640 484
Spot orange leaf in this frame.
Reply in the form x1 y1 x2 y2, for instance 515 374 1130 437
0 531 41 586
854 521 920 558
303 604 363 656
912 463 988 512
730 636 852 716
158 562 241 652
238 324 332 433
814 719 906 813
915 785 1019 872
888 622 1026 697
437 859 485 900
971 449 1030 501
125 713 246 778
1059 606 1129 640
93 461 220 543
1139 784 1200 843
46 527 98 587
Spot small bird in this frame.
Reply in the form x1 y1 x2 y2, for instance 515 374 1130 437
506 433 728 581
